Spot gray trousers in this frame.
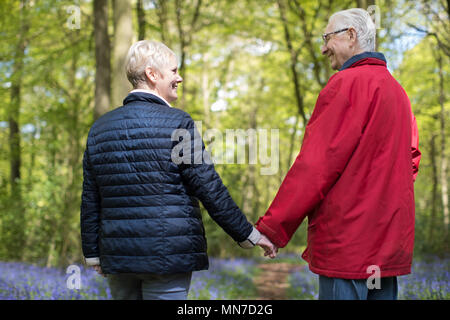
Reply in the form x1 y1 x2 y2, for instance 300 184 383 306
107 272 192 300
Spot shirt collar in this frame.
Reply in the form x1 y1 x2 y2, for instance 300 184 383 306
340 51 387 71
129 89 173 108
123 90 172 107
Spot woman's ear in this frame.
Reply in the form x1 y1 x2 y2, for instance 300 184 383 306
145 67 158 85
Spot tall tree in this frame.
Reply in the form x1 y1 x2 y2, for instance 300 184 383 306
112 0 134 107
136 0 146 40
436 51 449 233
276 0 307 125
356 0 375 9
175 0 203 109
93 0 111 120
288 0 328 88
152 0 170 46
409 0 450 234
407 0 450 58
9 0 30 196
276 0 308 174
428 134 439 243
5 0 30 260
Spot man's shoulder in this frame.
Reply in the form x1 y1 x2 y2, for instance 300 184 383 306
322 65 408 107
343 62 391 80
321 72 348 95
327 64 393 90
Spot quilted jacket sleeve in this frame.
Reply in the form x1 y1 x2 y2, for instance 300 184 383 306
175 114 254 243
80 140 101 261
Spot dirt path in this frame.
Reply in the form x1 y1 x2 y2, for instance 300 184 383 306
253 263 305 300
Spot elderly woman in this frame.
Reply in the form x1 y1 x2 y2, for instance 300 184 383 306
80 40 276 300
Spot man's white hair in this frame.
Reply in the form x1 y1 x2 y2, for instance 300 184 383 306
329 8 376 52
125 40 175 88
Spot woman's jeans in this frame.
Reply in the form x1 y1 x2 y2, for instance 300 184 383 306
319 275 398 300
107 272 192 300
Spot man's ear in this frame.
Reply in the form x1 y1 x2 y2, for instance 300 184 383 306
145 67 158 85
348 27 358 44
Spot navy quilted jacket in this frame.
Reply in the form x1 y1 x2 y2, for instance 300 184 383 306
81 92 253 274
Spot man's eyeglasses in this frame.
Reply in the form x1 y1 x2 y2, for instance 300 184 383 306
322 28 349 45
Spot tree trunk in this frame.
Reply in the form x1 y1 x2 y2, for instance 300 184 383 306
437 53 449 233
154 0 170 46
290 0 326 88
94 0 111 120
9 101 21 194
174 0 203 110
285 114 299 180
6 0 29 260
277 0 307 125
356 0 375 8
136 0 146 40
9 0 30 195
112 0 134 107
201 53 211 127
244 90 261 220
60 42 81 267
447 0 450 20
175 0 188 110
429 135 439 243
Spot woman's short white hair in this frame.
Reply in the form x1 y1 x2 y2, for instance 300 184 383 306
125 40 175 88
329 8 376 52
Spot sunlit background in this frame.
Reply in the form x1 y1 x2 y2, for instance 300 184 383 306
0 0 448 299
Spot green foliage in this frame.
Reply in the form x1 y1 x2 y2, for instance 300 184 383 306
395 35 450 255
0 0 448 268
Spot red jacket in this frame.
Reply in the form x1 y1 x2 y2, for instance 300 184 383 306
256 54 421 279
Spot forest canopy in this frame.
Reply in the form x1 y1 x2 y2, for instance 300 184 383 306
0 0 448 267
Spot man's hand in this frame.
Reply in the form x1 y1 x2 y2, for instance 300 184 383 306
92 265 106 277
257 234 278 259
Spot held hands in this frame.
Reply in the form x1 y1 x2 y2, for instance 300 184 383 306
92 265 106 277
257 234 278 259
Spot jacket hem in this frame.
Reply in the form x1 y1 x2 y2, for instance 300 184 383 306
306 262 412 279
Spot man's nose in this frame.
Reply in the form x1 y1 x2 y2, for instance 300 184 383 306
177 75 183 83
321 44 328 55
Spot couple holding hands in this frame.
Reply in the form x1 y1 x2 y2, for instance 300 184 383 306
81 8 420 300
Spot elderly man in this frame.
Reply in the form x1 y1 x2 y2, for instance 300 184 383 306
81 40 276 300
256 8 421 300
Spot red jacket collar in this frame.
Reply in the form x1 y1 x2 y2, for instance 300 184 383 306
340 52 387 71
